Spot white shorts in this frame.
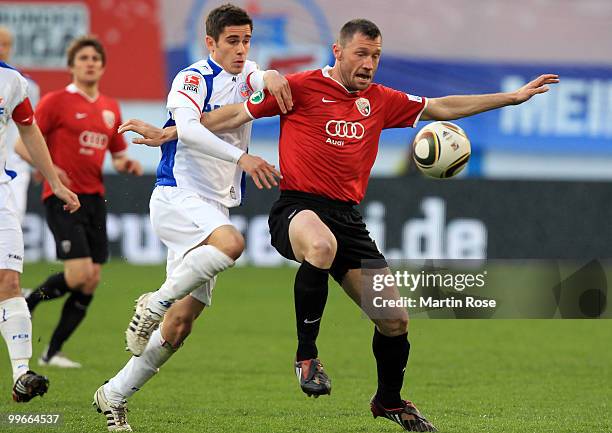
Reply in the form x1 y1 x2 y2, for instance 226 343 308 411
0 183 24 273
7 154 31 224
8 170 30 224
150 186 232 305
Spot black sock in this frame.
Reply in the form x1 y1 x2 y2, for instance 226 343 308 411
26 273 71 312
45 292 93 360
373 327 410 408
294 261 329 361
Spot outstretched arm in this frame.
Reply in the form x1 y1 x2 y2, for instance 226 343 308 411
200 103 252 131
118 103 252 147
421 74 559 121
174 107 280 189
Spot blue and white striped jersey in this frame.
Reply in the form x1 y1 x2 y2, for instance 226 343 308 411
157 56 260 208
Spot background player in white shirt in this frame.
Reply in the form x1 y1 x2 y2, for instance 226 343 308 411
0 61 79 402
0 26 43 223
93 5 289 431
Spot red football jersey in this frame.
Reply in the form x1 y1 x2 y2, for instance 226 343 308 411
245 67 427 203
36 84 127 199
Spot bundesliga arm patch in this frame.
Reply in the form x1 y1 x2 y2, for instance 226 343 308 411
249 90 265 104
183 74 201 93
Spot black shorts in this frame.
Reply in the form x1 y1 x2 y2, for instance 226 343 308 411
268 190 387 284
44 194 108 264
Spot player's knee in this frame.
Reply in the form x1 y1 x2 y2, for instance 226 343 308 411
378 316 409 336
84 268 101 294
215 232 245 261
66 266 94 290
306 238 336 268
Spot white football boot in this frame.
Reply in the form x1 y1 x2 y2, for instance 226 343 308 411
38 349 82 368
93 385 132 432
125 293 163 356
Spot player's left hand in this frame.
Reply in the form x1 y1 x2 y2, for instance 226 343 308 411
118 119 170 147
513 74 559 104
264 70 293 113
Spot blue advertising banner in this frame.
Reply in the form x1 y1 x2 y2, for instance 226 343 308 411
159 0 612 155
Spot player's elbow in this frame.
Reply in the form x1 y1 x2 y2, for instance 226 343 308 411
175 118 199 145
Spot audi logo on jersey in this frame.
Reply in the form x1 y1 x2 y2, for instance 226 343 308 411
79 130 108 150
325 120 365 139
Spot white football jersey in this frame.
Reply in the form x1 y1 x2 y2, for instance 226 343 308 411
157 56 259 208
0 62 31 185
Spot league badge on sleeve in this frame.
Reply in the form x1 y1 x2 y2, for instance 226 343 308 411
183 74 201 93
102 110 116 129
355 97 371 117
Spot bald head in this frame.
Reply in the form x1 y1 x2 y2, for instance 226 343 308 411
0 26 13 62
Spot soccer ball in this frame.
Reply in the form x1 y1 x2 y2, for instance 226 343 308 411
412 121 471 178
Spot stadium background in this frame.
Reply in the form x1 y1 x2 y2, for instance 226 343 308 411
0 1 610 432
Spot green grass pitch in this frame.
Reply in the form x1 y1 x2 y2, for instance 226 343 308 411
0 262 610 432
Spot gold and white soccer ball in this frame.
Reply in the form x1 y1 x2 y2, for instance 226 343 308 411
412 121 471 178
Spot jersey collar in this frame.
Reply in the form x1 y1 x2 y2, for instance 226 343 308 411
207 56 224 77
66 83 99 103
321 65 360 95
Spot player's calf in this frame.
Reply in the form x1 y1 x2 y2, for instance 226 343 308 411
161 297 204 347
375 316 409 337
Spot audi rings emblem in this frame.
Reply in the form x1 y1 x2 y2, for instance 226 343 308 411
325 120 365 139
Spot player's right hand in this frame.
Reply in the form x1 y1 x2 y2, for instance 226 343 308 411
263 70 293 114
237 154 282 189
52 184 81 213
118 119 172 147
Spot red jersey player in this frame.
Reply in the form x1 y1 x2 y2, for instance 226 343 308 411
121 19 557 432
18 36 143 368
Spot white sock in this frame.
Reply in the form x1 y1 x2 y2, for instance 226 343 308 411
148 245 234 315
0 297 32 383
105 328 174 402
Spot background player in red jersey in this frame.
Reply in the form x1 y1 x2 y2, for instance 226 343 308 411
120 18 558 432
17 36 143 368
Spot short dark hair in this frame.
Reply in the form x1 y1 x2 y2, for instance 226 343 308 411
205 3 253 42
66 35 106 67
338 19 381 46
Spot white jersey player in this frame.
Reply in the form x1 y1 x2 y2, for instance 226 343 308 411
94 5 290 431
0 26 39 223
5 77 39 222
0 60 79 402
